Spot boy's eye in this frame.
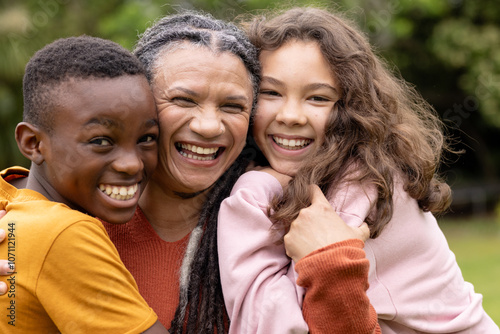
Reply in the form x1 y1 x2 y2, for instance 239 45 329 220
90 137 112 146
138 134 157 144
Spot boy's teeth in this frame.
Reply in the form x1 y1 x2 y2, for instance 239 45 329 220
273 136 311 150
99 184 138 201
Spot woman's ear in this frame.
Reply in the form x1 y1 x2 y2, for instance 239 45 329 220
15 122 45 165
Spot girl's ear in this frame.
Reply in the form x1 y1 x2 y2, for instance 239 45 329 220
15 122 45 165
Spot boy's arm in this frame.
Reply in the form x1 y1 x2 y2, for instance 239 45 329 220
37 220 166 333
218 171 308 334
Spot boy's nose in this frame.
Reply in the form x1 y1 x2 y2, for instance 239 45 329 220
112 150 143 175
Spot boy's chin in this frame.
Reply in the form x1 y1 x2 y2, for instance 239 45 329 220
96 207 136 225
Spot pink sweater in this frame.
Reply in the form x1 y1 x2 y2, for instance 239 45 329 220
218 171 379 333
218 171 499 333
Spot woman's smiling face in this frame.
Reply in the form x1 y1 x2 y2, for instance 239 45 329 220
151 45 254 194
253 40 341 176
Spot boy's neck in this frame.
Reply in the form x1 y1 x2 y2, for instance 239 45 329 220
24 163 72 207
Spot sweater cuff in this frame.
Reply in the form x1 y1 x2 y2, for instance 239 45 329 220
295 239 368 288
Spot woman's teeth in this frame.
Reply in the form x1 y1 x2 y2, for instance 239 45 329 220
273 136 311 150
177 143 219 161
99 184 138 201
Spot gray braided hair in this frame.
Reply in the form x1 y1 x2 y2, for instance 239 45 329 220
133 11 260 333
134 11 260 113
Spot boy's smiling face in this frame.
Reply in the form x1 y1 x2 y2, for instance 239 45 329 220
38 75 158 224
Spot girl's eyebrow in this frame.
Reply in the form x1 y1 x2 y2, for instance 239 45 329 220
261 76 285 88
262 76 340 98
305 83 340 98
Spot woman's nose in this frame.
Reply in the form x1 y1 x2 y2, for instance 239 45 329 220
189 107 225 138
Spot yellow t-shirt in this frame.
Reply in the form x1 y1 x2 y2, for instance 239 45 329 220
0 167 157 333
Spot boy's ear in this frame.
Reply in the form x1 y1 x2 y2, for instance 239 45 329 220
15 122 46 165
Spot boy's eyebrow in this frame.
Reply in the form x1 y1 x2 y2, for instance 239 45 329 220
145 118 159 128
83 117 120 129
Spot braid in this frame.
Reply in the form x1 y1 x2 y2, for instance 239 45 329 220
170 149 252 333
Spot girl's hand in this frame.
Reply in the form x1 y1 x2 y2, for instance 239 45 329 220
284 185 369 263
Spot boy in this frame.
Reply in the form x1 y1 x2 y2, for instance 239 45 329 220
0 36 168 333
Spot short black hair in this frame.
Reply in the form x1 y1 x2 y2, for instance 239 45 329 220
23 35 147 131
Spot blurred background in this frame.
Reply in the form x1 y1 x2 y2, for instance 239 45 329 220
1 0 499 323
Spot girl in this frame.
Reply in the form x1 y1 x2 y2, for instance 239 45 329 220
218 7 499 334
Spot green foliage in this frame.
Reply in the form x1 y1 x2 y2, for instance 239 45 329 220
431 18 500 128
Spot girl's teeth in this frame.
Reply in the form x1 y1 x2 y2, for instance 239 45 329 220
273 136 311 150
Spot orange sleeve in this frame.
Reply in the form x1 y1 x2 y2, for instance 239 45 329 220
295 239 381 334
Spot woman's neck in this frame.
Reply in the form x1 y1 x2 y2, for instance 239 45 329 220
138 180 208 242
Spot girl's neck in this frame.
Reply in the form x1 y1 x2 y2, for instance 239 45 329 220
138 180 208 242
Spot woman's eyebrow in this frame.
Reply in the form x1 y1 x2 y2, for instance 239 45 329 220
167 86 199 97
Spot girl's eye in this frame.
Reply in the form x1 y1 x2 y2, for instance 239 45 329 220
90 138 112 146
259 90 281 97
309 96 331 102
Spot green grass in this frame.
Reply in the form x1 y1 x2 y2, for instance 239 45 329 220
438 216 500 326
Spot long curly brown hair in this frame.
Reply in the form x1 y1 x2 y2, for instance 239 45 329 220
244 7 453 238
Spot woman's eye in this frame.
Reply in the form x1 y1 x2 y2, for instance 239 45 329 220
171 97 196 107
90 138 112 146
221 104 245 113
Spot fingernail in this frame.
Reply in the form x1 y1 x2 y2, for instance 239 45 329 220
0 282 6 295
4 262 14 273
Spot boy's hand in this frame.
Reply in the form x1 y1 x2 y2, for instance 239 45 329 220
284 185 369 263
0 210 14 296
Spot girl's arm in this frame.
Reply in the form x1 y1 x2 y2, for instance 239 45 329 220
218 172 381 333
218 171 308 334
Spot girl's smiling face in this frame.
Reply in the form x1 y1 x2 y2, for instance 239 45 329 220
253 40 341 176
